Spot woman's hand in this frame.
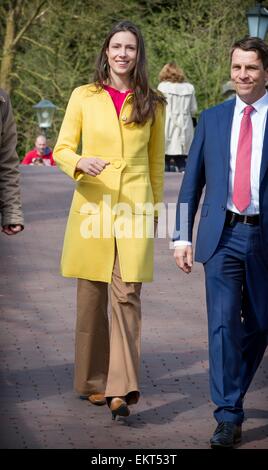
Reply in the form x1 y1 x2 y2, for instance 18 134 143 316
76 157 110 176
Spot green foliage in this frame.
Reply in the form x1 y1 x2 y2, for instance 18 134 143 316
0 0 254 157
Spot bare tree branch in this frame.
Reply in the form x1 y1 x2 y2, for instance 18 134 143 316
13 0 48 48
22 35 56 54
35 7 50 21
16 65 51 82
13 88 36 104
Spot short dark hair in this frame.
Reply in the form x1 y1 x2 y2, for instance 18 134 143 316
230 36 268 69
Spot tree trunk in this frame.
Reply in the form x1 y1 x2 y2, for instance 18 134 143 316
0 7 16 93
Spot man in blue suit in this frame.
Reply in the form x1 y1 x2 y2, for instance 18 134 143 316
174 37 268 448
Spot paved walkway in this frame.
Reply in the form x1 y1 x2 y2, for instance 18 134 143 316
0 168 267 449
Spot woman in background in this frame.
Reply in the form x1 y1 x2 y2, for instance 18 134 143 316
158 62 197 173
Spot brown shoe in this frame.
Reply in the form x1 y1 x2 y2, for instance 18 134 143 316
110 397 130 420
88 393 106 406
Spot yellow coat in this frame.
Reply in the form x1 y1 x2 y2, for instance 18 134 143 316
53 84 165 282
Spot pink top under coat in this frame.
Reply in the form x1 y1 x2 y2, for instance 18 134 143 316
104 84 132 117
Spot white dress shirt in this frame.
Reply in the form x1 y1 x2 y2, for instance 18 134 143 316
174 92 268 248
227 92 268 214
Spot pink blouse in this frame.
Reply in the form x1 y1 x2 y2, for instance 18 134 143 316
104 84 132 117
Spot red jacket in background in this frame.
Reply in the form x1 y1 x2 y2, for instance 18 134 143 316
21 148 55 166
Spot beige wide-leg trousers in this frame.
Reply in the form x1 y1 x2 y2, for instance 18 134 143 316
74 247 142 404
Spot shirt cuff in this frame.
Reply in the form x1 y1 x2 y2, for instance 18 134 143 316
174 240 192 248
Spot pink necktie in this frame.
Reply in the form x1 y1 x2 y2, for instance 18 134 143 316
233 105 255 213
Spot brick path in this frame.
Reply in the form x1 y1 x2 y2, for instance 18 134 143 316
0 168 267 449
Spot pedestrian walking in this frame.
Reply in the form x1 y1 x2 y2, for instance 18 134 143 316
0 89 24 235
174 36 268 448
53 20 165 420
158 62 197 172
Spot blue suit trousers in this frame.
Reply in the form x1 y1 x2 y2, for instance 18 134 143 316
204 220 268 424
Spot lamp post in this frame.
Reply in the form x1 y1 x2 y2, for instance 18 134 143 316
247 1 268 39
32 99 57 136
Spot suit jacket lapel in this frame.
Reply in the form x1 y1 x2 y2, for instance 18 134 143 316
260 110 268 183
216 99 236 184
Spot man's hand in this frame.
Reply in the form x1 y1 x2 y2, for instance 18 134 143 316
76 157 110 176
174 245 193 274
2 224 24 236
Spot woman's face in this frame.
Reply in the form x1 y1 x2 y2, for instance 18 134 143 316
106 31 137 81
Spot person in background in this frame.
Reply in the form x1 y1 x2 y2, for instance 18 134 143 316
158 62 197 172
0 89 24 235
21 135 55 166
53 20 165 420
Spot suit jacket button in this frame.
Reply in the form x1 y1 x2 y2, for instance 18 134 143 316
121 115 127 121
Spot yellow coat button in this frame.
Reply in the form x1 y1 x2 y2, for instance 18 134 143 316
114 161 122 169
121 115 127 122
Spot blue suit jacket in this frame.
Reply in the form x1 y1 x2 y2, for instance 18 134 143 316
174 98 268 263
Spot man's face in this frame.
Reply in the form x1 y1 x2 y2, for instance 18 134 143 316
231 48 268 104
35 137 46 156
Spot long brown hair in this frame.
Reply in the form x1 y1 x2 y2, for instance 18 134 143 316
94 20 166 124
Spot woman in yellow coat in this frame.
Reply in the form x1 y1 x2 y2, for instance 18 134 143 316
53 20 165 420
